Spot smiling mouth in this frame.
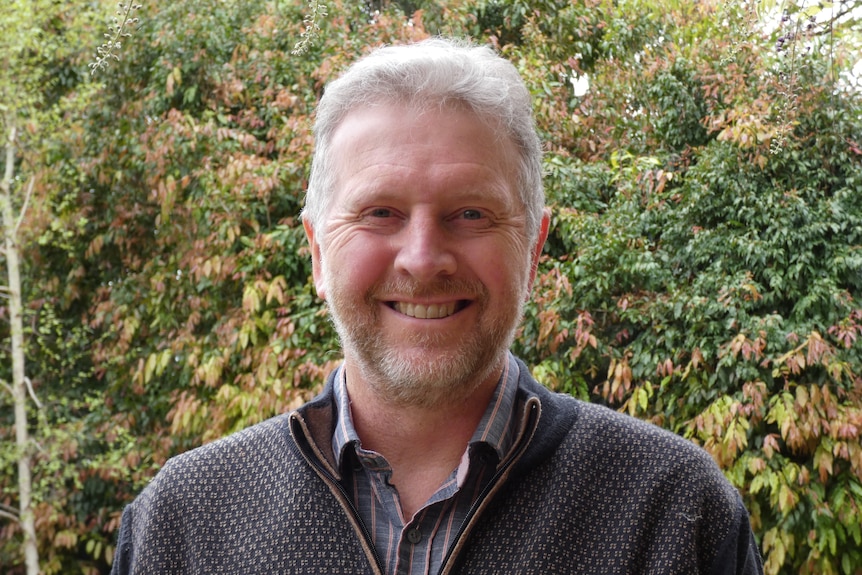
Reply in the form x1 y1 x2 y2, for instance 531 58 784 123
391 301 467 319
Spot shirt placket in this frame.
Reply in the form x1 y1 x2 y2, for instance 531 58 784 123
359 449 465 575
394 491 459 575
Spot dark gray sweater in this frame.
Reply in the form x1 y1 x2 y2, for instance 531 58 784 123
111 360 763 574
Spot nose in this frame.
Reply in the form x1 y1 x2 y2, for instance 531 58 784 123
393 214 457 281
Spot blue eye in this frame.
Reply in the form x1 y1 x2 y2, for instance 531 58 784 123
462 209 482 220
369 208 392 218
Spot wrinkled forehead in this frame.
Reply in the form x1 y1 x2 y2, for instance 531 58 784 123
326 102 521 194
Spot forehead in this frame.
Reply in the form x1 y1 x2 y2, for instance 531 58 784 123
327 103 520 195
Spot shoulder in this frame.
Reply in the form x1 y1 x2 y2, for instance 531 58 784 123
569 399 712 462
547 390 729 488
164 413 293 473
516 377 753 555
121 413 307 552
515 364 733 500
135 414 297 510
477 385 762 574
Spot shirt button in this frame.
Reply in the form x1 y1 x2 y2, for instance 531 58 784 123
406 528 422 544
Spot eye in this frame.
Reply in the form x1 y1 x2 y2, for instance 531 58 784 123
368 207 393 218
461 209 483 220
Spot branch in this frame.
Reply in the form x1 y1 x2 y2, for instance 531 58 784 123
291 0 328 56
31 437 47 455
2 124 16 197
0 375 40 409
89 2 142 75
801 5 857 37
0 505 19 524
14 177 34 236
25 377 42 410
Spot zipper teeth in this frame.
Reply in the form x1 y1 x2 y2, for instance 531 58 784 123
437 401 539 575
290 423 386 574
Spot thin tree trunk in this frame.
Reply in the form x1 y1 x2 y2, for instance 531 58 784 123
2 121 40 574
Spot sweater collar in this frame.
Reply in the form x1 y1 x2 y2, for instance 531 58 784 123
329 353 523 476
289 354 580 481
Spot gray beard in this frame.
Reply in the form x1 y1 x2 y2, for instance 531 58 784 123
325 276 525 409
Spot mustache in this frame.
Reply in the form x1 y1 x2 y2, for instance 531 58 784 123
368 277 487 301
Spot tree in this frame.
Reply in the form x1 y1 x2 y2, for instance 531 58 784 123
1 120 39 575
0 1 61 571
0 1 145 572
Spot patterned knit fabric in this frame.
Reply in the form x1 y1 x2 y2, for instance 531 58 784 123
330 354 522 575
111 358 763 575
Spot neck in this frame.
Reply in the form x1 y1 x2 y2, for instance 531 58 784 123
344 361 500 455
343 360 502 518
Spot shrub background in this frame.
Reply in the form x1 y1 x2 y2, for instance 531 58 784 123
1 0 860 573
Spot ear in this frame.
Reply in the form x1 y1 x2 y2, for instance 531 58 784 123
303 217 327 301
525 208 551 299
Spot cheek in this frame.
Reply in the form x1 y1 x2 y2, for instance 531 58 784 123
470 236 533 289
322 236 393 293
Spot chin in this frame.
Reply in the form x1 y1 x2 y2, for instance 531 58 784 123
356 347 505 409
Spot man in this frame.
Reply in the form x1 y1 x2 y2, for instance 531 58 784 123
111 38 763 574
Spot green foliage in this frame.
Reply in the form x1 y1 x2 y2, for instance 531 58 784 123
513 2 862 573
1 0 861 573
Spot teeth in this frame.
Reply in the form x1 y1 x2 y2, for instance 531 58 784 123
395 302 458 319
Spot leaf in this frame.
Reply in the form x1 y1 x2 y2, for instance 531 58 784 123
144 353 157 384
778 483 798 515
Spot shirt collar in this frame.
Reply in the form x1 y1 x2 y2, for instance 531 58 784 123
331 352 522 473
331 367 359 472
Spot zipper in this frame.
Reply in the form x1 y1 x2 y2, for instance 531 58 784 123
436 400 540 575
289 417 386 575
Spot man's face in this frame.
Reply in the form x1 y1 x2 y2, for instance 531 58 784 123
304 104 549 408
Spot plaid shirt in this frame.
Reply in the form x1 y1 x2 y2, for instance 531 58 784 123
331 353 521 575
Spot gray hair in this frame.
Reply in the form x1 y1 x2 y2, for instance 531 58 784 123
303 37 545 243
